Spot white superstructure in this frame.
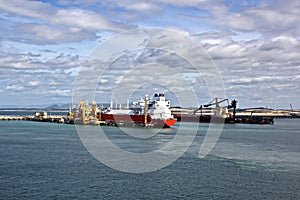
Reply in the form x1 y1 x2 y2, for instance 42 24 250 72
147 93 173 120
106 93 174 120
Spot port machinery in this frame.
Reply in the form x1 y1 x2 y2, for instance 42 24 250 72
71 94 274 126
173 98 237 123
73 93 177 128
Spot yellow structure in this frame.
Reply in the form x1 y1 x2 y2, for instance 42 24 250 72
91 101 97 118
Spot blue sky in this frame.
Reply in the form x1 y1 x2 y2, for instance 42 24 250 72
0 0 299 108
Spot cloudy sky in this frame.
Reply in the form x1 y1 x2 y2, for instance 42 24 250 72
0 0 299 108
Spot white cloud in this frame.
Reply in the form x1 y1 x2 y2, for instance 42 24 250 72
0 0 131 44
0 0 55 20
211 1 300 36
14 23 96 44
47 89 71 97
0 0 299 108
6 84 25 91
151 0 210 6
52 9 124 32
189 28 300 108
217 13 256 31
28 81 39 86
124 2 160 12
0 49 81 105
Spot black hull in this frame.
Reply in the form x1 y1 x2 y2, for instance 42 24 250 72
174 114 235 123
174 114 274 124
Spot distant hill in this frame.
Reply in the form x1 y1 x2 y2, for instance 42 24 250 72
0 103 70 110
45 104 70 110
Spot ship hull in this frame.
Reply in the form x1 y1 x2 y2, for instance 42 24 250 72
174 114 274 124
152 119 177 128
100 113 177 128
173 114 235 123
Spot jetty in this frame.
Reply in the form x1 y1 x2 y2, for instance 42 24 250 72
1 100 299 126
0 111 72 124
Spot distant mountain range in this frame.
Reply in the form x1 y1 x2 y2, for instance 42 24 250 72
0 103 70 110
45 104 70 110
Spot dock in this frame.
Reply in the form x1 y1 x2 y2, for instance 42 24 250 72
0 115 73 123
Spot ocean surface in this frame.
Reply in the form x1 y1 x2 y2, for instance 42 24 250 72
0 118 299 199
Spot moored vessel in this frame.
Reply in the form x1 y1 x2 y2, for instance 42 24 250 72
101 93 177 128
74 93 177 128
173 98 236 124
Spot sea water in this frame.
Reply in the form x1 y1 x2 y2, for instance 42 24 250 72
0 119 299 199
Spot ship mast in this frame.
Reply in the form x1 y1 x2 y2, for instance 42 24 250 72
144 95 148 126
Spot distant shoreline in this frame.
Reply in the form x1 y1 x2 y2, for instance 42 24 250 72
0 108 68 112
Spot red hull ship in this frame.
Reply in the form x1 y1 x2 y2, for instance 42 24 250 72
100 113 177 128
99 93 177 128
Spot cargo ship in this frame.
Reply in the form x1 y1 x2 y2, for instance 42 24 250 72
173 98 237 124
101 93 177 128
74 93 177 128
173 114 235 123
172 99 274 124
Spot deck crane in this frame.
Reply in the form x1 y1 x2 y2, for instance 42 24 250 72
192 98 231 116
204 98 229 108
230 99 237 120
192 105 203 115
203 98 231 118
289 104 300 117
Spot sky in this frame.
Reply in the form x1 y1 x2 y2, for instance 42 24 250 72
0 0 299 108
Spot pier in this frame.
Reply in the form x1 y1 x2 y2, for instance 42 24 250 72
0 116 26 120
0 115 72 123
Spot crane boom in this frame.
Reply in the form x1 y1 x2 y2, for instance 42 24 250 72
204 98 229 107
290 104 294 111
